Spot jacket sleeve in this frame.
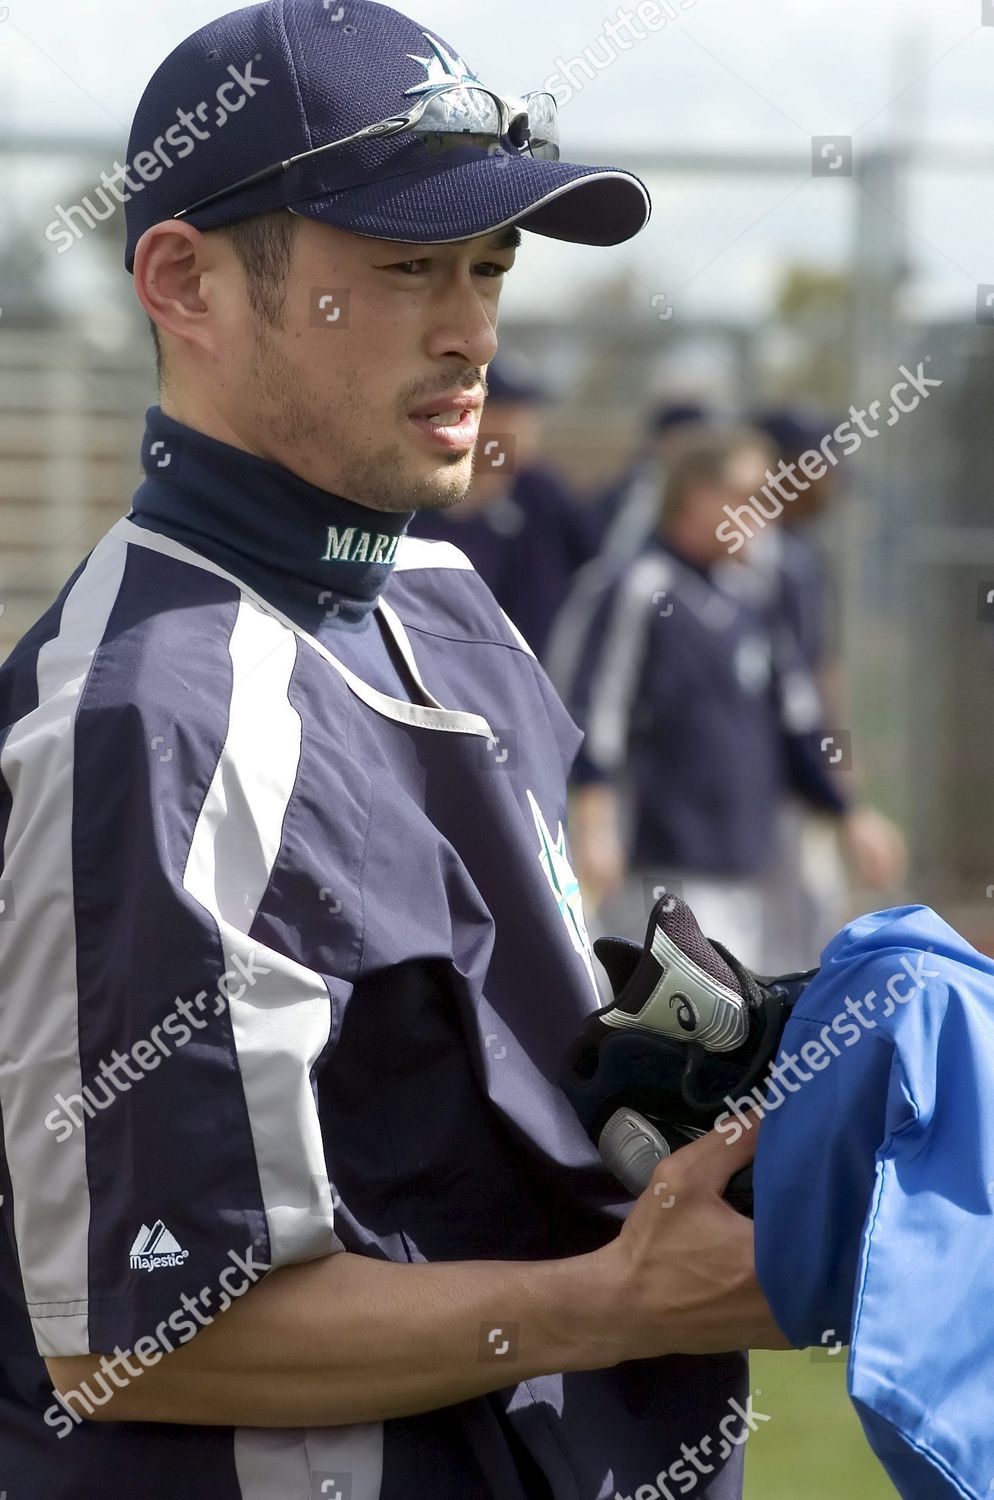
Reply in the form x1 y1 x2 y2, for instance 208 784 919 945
562 557 662 787
772 623 849 815
0 550 354 1364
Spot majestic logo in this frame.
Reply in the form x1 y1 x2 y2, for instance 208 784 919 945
404 32 481 98
322 527 400 565
526 790 599 997
129 1220 189 1273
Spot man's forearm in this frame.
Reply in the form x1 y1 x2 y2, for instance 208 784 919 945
48 1246 625 1428
48 1131 788 1428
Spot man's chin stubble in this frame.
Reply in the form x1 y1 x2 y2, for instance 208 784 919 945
338 445 473 514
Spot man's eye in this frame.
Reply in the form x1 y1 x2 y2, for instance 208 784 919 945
385 259 512 277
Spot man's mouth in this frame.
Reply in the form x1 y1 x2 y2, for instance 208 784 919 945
422 409 467 427
406 392 484 453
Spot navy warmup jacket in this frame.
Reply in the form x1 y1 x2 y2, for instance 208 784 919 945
0 409 747 1500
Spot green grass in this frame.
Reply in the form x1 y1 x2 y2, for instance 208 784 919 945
743 1351 898 1498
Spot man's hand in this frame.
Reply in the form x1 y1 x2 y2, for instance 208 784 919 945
843 804 908 891
593 1122 792 1361
570 783 626 911
575 830 626 912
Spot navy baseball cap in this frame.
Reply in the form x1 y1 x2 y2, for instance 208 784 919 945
648 399 716 435
750 405 831 456
123 0 651 273
484 354 548 405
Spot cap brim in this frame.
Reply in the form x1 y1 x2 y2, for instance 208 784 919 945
288 153 651 248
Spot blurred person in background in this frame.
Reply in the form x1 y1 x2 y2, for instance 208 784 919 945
561 426 898 970
408 355 597 662
544 396 717 695
720 406 907 970
745 405 841 688
590 397 719 563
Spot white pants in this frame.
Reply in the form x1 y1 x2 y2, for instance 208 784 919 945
758 801 848 974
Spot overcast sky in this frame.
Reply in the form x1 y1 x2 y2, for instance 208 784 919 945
2 0 993 326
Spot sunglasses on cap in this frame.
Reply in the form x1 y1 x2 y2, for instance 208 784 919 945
174 83 560 222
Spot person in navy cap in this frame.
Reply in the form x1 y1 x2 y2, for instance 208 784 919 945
561 425 877 969
592 397 719 562
408 355 597 662
745 405 840 675
545 398 719 694
0 4 788 1499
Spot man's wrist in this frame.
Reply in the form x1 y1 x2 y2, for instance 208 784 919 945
525 1245 632 1375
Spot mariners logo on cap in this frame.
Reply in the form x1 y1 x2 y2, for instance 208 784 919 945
404 32 481 97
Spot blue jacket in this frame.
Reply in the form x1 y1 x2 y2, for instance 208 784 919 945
752 904 994 1499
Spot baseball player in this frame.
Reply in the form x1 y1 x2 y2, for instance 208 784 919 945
590 400 718 564
560 427 857 965
720 407 907 971
0 4 789 1498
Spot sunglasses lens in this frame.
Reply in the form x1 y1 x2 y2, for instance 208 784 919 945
522 92 560 160
410 86 560 161
413 85 504 141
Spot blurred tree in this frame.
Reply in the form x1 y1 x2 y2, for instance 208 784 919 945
769 263 854 411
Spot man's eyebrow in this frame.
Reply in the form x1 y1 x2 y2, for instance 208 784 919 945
376 227 521 256
487 226 522 252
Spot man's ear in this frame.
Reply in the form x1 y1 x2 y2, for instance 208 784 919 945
133 221 223 363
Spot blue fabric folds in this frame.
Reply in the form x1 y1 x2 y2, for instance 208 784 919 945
753 905 994 1499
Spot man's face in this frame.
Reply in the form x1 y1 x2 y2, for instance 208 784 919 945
678 446 772 563
210 216 518 512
